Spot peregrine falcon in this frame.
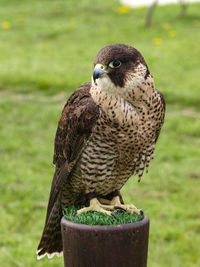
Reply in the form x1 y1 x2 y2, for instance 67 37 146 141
37 44 165 259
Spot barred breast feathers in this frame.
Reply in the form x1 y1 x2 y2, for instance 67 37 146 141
90 73 165 182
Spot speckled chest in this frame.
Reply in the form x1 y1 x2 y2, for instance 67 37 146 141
71 89 161 195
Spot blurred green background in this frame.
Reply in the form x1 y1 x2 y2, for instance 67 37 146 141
0 0 200 266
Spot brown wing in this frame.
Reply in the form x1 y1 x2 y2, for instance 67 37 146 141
45 82 100 222
155 89 165 143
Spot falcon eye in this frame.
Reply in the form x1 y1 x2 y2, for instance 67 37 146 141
109 60 121 68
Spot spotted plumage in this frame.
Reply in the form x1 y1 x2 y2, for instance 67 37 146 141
37 44 165 259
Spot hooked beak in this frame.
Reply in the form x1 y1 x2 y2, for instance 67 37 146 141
93 64 108 82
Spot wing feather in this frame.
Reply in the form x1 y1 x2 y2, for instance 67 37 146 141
155 89 165 143
45 82 100 222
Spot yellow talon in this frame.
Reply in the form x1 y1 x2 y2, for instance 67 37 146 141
74 196 142 217
99 196 141 215
74 198 113 216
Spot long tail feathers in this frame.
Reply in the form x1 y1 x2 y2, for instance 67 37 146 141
37 199 63 260
37 250 63 260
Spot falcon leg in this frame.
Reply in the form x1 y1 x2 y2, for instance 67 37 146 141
98 189 124 205
99 196 142 215
74 197 116 217
74 191 142 216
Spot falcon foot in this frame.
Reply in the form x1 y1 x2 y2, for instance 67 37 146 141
99 196 142 215
74 198 117 217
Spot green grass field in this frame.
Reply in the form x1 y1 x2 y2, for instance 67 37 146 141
0 0 200 266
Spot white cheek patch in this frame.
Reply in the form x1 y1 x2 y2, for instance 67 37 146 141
123 63 147 90
92 75 120 93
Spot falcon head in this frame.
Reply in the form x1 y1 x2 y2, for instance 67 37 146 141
92 44 150 93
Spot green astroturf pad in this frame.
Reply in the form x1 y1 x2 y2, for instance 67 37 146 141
63 205 144 225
